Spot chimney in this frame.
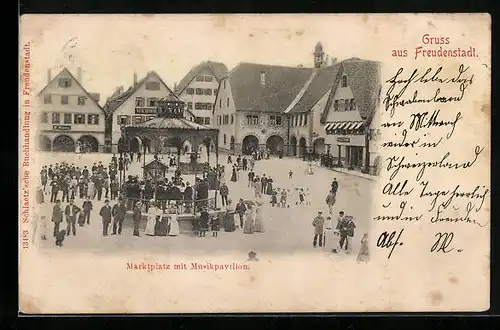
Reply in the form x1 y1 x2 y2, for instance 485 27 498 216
133 72 138 87
260 71 266 86
77 67 82 82
47 69 51 84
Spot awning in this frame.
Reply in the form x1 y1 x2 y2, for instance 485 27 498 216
353 122 364 130
325 121 365 134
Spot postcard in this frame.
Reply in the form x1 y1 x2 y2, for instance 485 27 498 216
19 14 490 313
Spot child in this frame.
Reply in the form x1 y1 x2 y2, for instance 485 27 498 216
280 189 287 208
298 189 305 205
331 230 341 253
247 251 259 261
305 188 311 206
210 215 220 237
55 229 66 247
270 189 278 207
357 233 369 262
199 207 209 237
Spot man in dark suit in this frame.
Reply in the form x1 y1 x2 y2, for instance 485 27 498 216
99 199 112 236
50 180 59 203
132 201 142 237
235 198 247 229
64 199 81 236
52 200 63 237
183 182 193 213
82 197 93 225
112 198 127 235
261 175 267 194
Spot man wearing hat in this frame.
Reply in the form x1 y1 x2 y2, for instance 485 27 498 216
132 201 142 237
312 211 325 248
111 198 127 235
64 199 81 236
99 199 112 236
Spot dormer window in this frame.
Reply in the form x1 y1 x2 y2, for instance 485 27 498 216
341 75 348 88
260 71 266 86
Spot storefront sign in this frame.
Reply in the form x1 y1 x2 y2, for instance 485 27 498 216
337 137 351 143
53 125 71 131
135 107 157 115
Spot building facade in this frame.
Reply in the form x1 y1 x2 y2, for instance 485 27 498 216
321 58 381 173
212 42 381 174
104 71 181 153
175 61 228 127
213 62 313 155
36 68 105 152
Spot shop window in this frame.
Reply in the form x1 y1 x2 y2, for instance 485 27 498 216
118 115 130 125
148 98 158 107
74 114 85 124
87 114 99 125
135 97 145 107
52 112 60 124
64 113 72 124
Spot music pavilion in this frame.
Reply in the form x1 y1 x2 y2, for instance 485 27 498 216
121 93 219 170
321 59 381 173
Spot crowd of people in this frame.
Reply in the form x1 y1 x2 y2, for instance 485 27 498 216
34 147 369 262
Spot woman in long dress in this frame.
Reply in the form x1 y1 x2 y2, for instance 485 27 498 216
254 179 262 198
266 178 273 195
243 204 254 234
156 208 168 237
230 167 237 182
168 206 180 236
87 180 95 199
357 234 370 262
224 199 236 231
145 200 157 236
253 200 265 233
323 216 337 252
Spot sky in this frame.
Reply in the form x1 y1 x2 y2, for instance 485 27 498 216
20 14 488 106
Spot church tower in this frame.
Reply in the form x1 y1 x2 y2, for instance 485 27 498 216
314 42 325 68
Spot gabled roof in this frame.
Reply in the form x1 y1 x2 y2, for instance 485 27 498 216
176 61 228 95
320 59 381 124
38 68 105 114
228 63 313 113
159 92 181 102
341 59 381 120
144 159 168 169
287 64 341 114
104 71 176 116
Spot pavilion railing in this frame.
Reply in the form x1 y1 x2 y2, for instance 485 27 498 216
123 196 216 213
